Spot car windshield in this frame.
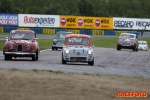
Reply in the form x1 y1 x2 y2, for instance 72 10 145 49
10 33 34 40
139 42 146 45
120 34 134 39
56 33 71 39
67 37 90 45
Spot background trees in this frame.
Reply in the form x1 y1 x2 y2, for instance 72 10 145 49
0 0 149 18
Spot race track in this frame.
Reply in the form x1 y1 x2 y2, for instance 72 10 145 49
0 47 150 78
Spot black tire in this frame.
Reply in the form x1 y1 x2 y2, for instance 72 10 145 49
88 58 94 66
36 52 38 60
4 55 9 60
52 47 54 51
136 48 138 52
32 55 36 61
62 53 66 64
117 45 121 51
9 56 12 60
133 47 136 51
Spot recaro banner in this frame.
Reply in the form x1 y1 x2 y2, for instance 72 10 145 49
60 15 113 29
18 14 59 27
0 13 18 26
113 17 150 30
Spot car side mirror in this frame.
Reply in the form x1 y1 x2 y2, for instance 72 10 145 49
93 45 94 48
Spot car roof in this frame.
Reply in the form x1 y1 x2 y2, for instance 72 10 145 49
138 41 147 43
10 30 35 34
66 34 91 38
121 33 136 36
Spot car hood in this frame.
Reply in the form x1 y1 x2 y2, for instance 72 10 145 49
66 45 92 51
54 38 65 42
118 38 135 42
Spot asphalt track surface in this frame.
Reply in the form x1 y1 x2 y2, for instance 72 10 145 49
0 47 150 78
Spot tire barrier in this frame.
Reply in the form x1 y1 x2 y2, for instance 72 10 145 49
55 29 68 33
43 28 55 35
92 30 104 35
1 27 141 36
68 29 80 34
3 27 17 33
80 29 92 35
104 31 115 36
127 31 139 36
0 27 3 33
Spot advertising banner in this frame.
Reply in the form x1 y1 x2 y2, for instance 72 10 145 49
18 14 59 27
95 17 113 29
0 14 18 26
60 16 113 29
113 17 150 30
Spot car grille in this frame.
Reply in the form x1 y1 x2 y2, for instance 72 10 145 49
122 41 131 46
17 45 23 51
56 42 63 46
70 57 86 61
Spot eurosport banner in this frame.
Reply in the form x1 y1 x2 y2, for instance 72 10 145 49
18 14 59 27
0 13 18 26
113 17 150 30
59 15 113 29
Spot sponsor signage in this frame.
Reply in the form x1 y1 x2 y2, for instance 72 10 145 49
114 17 150 30
0 14 18 26
96 17 113 29
18 14 59 27
60 16 113 29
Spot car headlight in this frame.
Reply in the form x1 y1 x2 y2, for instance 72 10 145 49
65 49 70 54
9 44 14 49
26 44 30 49
88 50 92 55
53 39 56 42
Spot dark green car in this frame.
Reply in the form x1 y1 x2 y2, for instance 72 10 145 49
52 31 72 50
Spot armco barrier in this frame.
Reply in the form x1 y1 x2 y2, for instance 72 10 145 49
0 27 3 33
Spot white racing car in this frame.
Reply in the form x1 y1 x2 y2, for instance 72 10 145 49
138 41 149 51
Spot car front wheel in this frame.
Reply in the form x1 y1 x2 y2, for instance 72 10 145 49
4 55 9 60
88 58 94 66
117 45 121 51
32 55 36 61
62 54 66 64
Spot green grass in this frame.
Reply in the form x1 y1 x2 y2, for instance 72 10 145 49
37 39 53 50
0 37 150 51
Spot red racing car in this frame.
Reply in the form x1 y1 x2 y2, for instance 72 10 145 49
3 30 40 61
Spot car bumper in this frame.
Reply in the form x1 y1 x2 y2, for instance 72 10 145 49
52 45 63 48
138 48 148 51
4 52 36 56
64 55 93 62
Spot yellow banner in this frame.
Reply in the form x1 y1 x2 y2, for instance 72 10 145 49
59 16 113 29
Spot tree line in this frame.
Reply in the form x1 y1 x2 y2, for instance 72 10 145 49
0 0 149 18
